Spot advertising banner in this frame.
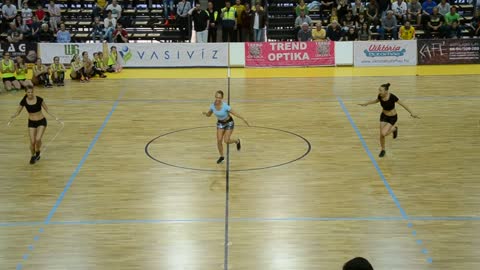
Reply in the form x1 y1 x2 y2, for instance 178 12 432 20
0 42 38 64
244 41 335 67
353 40 417 66
417 39 480 65
39 43 229 67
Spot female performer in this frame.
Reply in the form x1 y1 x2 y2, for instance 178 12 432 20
359 83 419 157
203 90 249 164
8 86 60 164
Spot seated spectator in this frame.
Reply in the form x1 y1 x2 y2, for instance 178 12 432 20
342 10 355 31
337 0 351 21
294 10 312 39
2 0 18 32
298 22 312 41
92 53 107 78
425 7 446 38
38 23 54 42
32 58 52 88
470 12 480 37
93 0 108 19
295 0 309 17
344 26 358 40
15 56 34 89
358 22 372 40
21 1 34 26
437 0 451 16
444 6 460 26
366 0 379 28
392 0 407 24
82 51 94 80
47 0 62 32
320 0 335 14
352 0 365 18
104 10 117 42
421 0 437 25
56 23 71 43
399 20 416 39
1 52 21 92
50 56 66 86
446 20 462 38
378 10 398 40
35 4 47 23
355 13 367 29
29 16 42 42
112 23 128 43
92 17 105 42
312 24 326 41
70 55 88 82
103 44 122 73
343 257 374 270
407 0 422 25
326 21 344 41
7 23 24 43
330 7 339 24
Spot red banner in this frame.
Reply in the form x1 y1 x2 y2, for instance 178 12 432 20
244 41 335 67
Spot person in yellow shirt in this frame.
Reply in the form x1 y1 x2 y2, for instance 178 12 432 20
312 24 326 40
399 21 415 40
234 0 246 41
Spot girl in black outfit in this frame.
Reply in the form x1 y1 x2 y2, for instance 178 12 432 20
359 83 419 157
8 86 60 164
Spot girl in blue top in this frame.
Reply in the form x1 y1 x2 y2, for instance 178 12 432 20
203 90 249 164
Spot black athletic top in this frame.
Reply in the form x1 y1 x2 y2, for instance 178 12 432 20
378 93 398 111
20 95 43 113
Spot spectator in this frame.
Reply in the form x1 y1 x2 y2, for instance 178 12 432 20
35 4 47 23
7 23 24 43
103 44 122 73
425 7 446 38
399 20 416 39
92 17 105 42
177 0 191 41
163 0 175 21
344 26 358 40
50 56 66 86
82 51 94 81
343 257 374 270
189 3 210 43
30 16 42 42
38 23 54 42
437 0 451 16
444 6 460 26
320 0 335 14
252 2 267 42
446 19 462 38
312 23 326 41
326 20 344 41
47 0 61 32
297 22 312 41
366 0 379 28
358 22 372 40
407 0 422 25
2 0 17 32
294 10 312 38
470 12 479 37
106 0 122 20
32 58 52 88
104 10 117 42
341 10 355 31
392 0 407 24
337 0 351 22
93 0 108 19
352 0 365 18
241 3 253 42
206 2 220 42
295 0 309 17
377 0 391 18
329 7 339 24
56 23 71 43
233 0 246 42
421 0 437 25
21 1 33 26
221 0 236 42
1 52 21 92
70 54 88 82
92 52 107 78
355 13 367 29
379 10 398 40
15 56 34 89
112 23 128 43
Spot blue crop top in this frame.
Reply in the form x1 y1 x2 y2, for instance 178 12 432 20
210 102 231 121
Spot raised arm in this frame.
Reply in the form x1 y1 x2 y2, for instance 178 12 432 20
358 98 379 106
397 99 419 118
229 109 249 126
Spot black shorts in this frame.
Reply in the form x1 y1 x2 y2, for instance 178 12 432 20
380 113 398 125
217 118 234 130
3 77 16 82
28 118 47 128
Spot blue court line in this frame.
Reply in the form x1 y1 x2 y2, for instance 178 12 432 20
337 96 433 264
4 216 480 228
15 90 125 270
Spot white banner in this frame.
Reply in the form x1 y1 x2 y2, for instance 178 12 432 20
353 40 417 66
39 43 229 67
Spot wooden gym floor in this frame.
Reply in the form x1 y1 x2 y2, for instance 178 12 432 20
1 65 480 270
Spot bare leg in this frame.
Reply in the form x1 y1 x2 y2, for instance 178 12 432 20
216 128 225 157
